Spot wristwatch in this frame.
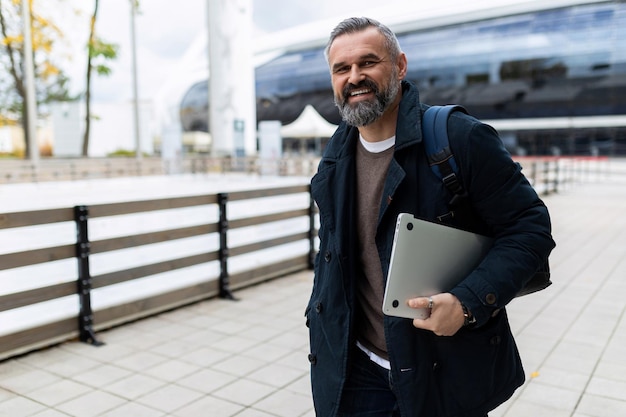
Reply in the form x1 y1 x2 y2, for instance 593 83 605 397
461 303 477 327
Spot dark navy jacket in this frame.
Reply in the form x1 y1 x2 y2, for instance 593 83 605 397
307 81 555 416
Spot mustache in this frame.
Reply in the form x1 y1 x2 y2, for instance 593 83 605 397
341 79 379 102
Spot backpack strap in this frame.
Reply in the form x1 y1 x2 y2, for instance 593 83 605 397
422 105 468 208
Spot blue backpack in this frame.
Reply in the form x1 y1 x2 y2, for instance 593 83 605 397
421 105 551 297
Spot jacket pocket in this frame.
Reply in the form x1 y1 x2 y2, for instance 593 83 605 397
431 311 523 414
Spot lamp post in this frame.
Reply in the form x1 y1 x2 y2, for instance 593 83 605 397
130 0 141 160
22 0 38 166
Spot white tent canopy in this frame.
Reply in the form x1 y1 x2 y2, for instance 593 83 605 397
280 104 338 138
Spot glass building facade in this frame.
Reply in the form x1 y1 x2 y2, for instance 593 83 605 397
182 1 626 155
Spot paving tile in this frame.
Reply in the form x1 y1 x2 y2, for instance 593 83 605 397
142 358 199 382
102 327 166 350
30 410 73 417
594 358 626 382
208 318 255 335
0 387 15 402
67 341 135 364
175 368 238 394
517 381 580 412
252 389 314 417
212 378 276 407
171 395 244 417
576 393 626 417
283 374 312 396
211 354 266 377
55 390 127 417
542 341 604 376
177 328 228 347
148 339 204 359
102 373 166 400
26 378 92 407
0 396 47 417
177 346 232 368
528 366 589 392
0 368 62 395
235 409 276 417
135 384 204 413
108 350 169 372
502 398 572 417
16 348 101 378
209 334 261 354
70 363 133 387
247 362 307 388
97 401 166 417
586 376 626 402
241 342 295 363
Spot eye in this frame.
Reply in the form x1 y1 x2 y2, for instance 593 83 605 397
333 65 350 74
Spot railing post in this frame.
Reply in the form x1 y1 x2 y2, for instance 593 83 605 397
74 205 103 346
553 158 560 193
217 193 237 300
543 159 550 195
308 185 316 270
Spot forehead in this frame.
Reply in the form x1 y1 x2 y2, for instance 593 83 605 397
327 27 387 65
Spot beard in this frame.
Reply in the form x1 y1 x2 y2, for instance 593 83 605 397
334 75 400 127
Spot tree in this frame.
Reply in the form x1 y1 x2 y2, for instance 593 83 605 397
0 0 73 158
82 0 118 157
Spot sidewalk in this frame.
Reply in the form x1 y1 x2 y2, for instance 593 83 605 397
1 178 626 417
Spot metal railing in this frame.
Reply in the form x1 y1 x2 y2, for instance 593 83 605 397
0 156 612 361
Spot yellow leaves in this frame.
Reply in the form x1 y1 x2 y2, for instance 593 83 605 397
32 31 53 53
2 35 23 47
40 61 60 80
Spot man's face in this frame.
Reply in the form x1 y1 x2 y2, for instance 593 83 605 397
327 27 404 126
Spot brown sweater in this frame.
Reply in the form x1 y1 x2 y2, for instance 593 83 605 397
355 139 394 359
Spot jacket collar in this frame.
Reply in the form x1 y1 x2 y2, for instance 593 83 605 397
323 80 423 160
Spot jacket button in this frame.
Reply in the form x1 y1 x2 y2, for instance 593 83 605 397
490 336 502 345
324 251 331 262
315 302 323 313
308 353 317 365
485 293 497 305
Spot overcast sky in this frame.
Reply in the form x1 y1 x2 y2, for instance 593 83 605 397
53 0 418 106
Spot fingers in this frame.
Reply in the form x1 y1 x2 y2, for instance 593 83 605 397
407 296 433 310
409 293 465 336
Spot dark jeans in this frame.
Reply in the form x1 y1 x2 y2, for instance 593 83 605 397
337 346 490 417
337 346 401 417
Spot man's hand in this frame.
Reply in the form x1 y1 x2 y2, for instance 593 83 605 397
408 293 466 336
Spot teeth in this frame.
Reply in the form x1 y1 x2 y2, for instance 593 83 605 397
350 89 370 96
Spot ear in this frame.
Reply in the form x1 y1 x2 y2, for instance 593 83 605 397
397 52 408 79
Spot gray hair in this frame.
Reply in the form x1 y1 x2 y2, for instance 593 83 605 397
324 17 402 63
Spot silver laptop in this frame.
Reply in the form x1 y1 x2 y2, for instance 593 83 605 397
382 213 493 319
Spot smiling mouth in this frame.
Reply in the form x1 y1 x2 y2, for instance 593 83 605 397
349 89 372 97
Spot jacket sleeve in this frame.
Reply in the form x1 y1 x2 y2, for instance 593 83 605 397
447 118 556 327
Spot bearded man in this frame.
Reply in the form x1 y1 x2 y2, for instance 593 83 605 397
306 17 555 417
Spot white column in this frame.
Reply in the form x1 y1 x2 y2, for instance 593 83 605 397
207 0 256 157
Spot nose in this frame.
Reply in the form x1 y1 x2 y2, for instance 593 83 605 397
347 64 365 85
